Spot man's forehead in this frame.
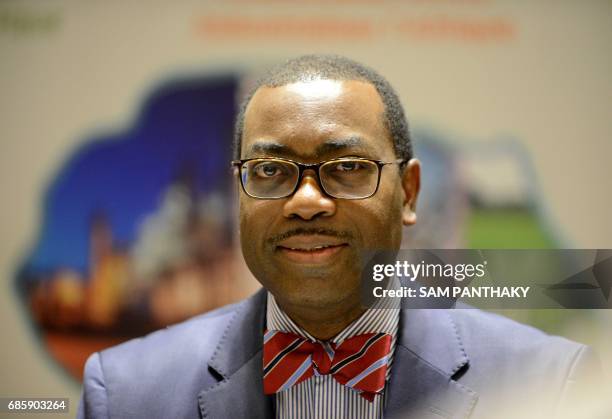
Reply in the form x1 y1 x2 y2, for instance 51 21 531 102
241 79 388 158
283 79 345 101
246 78 383 111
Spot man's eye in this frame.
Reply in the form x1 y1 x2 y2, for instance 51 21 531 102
253 163 283 177
334 161 361 172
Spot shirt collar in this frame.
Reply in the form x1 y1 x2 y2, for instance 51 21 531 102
266 280 400 345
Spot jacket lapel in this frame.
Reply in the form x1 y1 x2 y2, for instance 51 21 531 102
198 289 274 419
385 309 478 418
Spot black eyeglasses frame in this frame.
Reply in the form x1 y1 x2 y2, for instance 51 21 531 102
230 156 407 200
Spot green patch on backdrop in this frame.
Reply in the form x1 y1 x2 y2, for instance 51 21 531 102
467 209 594 336
467 208 555 249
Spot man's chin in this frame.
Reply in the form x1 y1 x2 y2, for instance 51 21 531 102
272 257 361 281
277 285 361 311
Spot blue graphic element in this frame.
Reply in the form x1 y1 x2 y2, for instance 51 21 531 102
19 75 238 278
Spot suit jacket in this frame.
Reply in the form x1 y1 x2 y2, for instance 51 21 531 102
78 288 599 419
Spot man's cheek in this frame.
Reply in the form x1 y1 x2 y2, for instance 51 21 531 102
238 201 262 234
349 203 386 231
357 206 401 247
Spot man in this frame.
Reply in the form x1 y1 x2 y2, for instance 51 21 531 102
78 55 599 419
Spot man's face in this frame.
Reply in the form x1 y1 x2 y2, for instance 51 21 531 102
238 79 418 313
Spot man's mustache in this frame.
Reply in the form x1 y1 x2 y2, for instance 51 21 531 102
266 227 354 246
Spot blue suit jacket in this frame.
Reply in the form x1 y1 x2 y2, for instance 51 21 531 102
78 289 598 418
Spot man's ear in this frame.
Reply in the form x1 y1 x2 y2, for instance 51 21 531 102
400 158 420 226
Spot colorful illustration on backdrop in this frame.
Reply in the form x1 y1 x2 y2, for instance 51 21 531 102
14 72 557 382
15 76 240 379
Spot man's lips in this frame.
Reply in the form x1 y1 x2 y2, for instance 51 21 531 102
276 234 347 250
275 235 348 264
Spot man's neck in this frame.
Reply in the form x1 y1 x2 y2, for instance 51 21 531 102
274 297 366 341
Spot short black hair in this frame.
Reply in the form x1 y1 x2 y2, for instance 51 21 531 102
233 54 413 162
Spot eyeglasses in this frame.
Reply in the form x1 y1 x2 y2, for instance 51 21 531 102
231 156 406 200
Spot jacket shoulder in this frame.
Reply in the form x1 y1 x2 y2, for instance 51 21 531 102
82 299 247 418
448 309 598 418
99 299 241 375
449 309 584 359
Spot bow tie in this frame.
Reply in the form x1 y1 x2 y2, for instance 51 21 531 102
263 330 392 402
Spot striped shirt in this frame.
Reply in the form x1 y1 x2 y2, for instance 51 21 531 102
266 291 400 419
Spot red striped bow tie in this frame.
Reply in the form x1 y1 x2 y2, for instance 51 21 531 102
263 330 392 402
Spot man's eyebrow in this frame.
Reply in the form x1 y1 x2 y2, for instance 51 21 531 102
246 136 374 159
315 137 368 155
247 141 290 156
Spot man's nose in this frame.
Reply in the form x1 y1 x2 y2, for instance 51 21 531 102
282 171 336 220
